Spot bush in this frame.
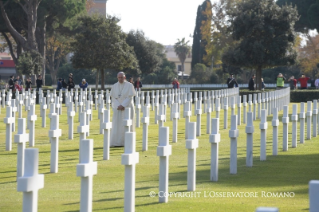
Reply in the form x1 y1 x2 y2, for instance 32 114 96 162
290 90 319 102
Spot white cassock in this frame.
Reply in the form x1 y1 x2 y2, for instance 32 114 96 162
110 81 136 146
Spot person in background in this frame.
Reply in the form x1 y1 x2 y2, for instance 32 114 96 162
226 73 238 88
248 74 255 91
8 75 14 92
67 77 75 91
297 74 310 89
288 76 297 90
25 77 32 91
14 81 22 92
261 78 265 91
315 77 319 89
79 79 88 90
14 76 22 86
172 78 180 89
57 78 62 90
36 75 43 91
129 77 134 84
310 78 316 88
134 77 142 90
275 73 286 89
61 78 67 91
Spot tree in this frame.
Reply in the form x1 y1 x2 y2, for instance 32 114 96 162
143 58 176 84
191 6 202 69
191 0 213 68
0 0 86 85
71 15 138 90
174 38 190 82
298 34 319 77
16 50 43 76
276 0 318 33
190 63 212 83
46 33 72 85
125 30 162 77
222 0 299 90
200 0 213 67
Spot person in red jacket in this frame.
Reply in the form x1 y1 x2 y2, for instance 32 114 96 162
297 74 310 89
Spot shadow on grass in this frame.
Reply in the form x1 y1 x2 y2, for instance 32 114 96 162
167 153 319 190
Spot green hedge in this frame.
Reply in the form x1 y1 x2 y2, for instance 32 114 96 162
290 90 319 102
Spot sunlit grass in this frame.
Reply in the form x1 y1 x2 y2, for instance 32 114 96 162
0 102 317 211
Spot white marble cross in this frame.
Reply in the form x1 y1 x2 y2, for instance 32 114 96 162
17 148 44 212
243 95 247 124
4 106 14 151
209 118 220 181
28 104 37 147
246 112 254 167
135 96 141 128
229 115 239 174
255 207 279 212
309 180 319 212
172 103 179 143
206 97 212 134
102 110 112 160
195 100 202 136
313 100 318 137
291 104 298 148
215 98 220 119
282 106 289 151
121 132 139 211
41 97 47 128
157 127 172 203
141 105 150 151
68 102 75 140
49 114 62 173
76 139 97 212
123 108 132 133
299 102 306 144
307 101 312 140
184 101 191 139
14 118 29 178
260 109 268 160
223 97 228 129
272 108 279 155
186 122 198 191
237 95 241 125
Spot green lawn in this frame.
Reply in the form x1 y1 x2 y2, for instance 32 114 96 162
0 102 317 211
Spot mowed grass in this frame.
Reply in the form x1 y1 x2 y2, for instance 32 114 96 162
0 101 318 211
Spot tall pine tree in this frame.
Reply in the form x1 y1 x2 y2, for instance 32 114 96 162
191 0 213 69
191 6 202 69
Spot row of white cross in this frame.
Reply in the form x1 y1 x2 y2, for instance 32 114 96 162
3 86 317 212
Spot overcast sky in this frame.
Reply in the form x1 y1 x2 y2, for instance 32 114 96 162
107 0 208 46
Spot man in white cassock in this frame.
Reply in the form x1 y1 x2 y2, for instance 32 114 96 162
110 72 136 147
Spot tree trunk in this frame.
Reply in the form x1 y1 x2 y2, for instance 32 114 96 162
256 66 262 90
50 71 57 87
36 23 46 85
95 70 99 90
181 62 185 83
100 69 105 90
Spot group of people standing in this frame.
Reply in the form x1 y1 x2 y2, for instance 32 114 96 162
8 75 43 92
128 77 143 90
226 73 312 91
56 73 89 91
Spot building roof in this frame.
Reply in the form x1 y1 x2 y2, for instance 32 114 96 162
0 60 15 68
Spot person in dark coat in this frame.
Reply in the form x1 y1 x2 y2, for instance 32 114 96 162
67 77 75 91
57 78 62 90
134 77 143 90
25 77 32 91
8 75 14 91
248 74 255 91
36 75 43 91
226 73 238 88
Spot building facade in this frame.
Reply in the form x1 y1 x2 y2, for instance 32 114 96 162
165 45 192 78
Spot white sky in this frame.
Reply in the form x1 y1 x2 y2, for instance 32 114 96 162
107 0 207 46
